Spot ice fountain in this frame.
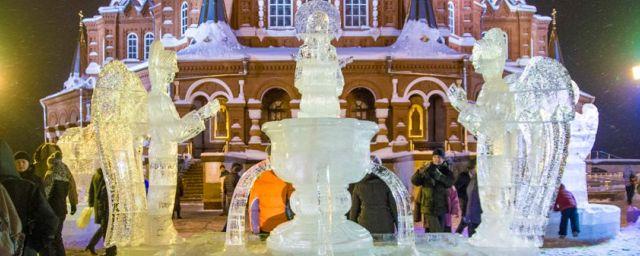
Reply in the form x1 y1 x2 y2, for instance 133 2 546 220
262 2 379 254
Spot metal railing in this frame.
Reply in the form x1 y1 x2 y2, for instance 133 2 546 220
588 151 622 160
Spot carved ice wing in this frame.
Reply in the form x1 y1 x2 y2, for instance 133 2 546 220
92 61 149 247
509 57 575 246
510 57 576 123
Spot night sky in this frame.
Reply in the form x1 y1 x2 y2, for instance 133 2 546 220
0 1 639 157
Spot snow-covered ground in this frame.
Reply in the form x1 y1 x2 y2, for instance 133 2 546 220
541 221 640 256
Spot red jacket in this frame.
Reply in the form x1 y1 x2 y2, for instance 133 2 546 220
554 185 577 212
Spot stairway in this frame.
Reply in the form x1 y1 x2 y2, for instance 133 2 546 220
181 161 204 202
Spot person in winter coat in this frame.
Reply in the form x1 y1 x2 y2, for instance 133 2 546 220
554 184 580 238
454 160 474 234
626 173 637 206
454 160 473 226
85 168 116 256
0 182 24 256
349 172 398 234
13 151 44 193
249 170 294 234
42 151 78 256
0 140 58 256
219 164 230 215
444 186 460 233
32 143 61 179
174 174 184 219
463 168 482 237
411 148 454 233
223 163 241 215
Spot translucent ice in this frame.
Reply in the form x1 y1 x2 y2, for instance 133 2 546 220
447 28 575 250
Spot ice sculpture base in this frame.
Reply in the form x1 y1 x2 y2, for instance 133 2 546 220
262 117 378 255
266 217 373 255
545 204 620 242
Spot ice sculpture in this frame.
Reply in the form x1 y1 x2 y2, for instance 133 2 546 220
145 41 220 245
261 1 379 254
294 1 343 118
546 103 620 241
225 160 271 247
92 61 149 247
57 124 99 206
447 28 575 252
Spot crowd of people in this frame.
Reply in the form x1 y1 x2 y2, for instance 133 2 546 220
0 140 76 256
0 137 596 255
239 148 486 239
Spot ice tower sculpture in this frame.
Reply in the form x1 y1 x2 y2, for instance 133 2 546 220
92 61 149 247
262 1 379 254
447 28 575 252
145 41 220 245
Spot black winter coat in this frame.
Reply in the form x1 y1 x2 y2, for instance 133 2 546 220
20 166 44 194
454 171 471 202
88 169 109 224
0 140 58 251
411 162 454 216
465 176 482 224
349 174 397 234
223 172 239 196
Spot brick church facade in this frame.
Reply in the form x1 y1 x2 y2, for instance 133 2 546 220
41 0 594 207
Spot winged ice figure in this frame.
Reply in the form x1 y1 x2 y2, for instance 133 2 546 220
447 28 575 249
91 61 149 247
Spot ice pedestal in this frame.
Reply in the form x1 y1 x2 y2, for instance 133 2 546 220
546 204 620 242
263 118 378 255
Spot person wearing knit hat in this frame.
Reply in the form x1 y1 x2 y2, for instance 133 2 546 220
411 148 454 233
14 151 44 192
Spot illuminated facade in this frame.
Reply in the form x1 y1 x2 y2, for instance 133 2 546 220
41 0 596 207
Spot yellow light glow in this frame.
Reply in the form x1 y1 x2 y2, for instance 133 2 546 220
633 65 640 81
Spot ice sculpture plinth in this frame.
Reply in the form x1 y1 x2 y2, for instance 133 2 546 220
545 103 620 242
261 1 379 254
263 119 378 254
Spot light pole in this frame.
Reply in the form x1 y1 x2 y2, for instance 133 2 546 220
633 65 640 81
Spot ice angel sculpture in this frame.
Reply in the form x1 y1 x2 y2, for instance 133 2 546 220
92 61 149 247
146 41 220 245
447 28 575 251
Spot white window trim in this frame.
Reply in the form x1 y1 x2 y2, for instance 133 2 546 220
181 2 189 36
127 33 138 59
448 1 455 35
267 0 294 29
143 32 154 60
343 0 369 29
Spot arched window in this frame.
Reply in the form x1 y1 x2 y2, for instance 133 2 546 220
127 33 138 59
428 95 446 143
344 0 368 28
408 95 426 139
408 105 424 138
261 88 291 142
213 98 229 139
268 0 293 28
191 96 209 158
346 88 375 122
448 1 455 34
181 2 189 36
143 33 154 60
